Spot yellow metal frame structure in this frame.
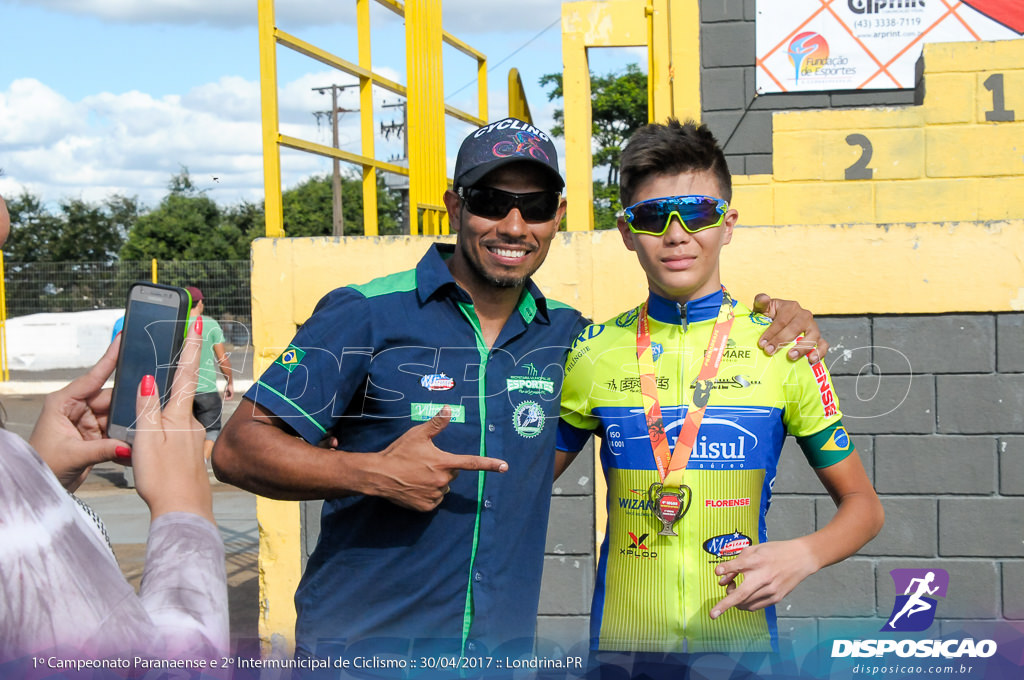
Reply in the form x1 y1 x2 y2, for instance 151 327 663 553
258 0 488 237
561 0 700 231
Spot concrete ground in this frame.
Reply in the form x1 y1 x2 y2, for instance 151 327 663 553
2 367 261 647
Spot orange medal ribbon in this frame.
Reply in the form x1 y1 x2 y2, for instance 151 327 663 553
635 287 736 489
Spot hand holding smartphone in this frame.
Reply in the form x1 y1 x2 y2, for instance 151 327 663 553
107 283 192 446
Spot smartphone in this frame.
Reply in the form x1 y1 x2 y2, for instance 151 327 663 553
107 283 192 444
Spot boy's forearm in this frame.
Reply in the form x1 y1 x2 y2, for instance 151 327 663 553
799 489 884 573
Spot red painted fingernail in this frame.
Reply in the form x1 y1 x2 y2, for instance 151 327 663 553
115 446 132 458
141 374 156 396
194 315 203 334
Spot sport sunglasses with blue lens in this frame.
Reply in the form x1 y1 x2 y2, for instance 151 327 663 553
457 186 561 222
617 195 729 236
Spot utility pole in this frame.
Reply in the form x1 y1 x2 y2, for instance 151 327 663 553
313 83 358 236
381 100 409 234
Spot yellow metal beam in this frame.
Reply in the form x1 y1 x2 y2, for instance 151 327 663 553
444 104 486 127
276 29 407 98
508 68 533 123
279 135 410 176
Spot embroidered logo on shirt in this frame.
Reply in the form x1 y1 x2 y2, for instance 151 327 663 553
421 373 455 391
512 400 545 438
506 363 554 395
275 345 306 373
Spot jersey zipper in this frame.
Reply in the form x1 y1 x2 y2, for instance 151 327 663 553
675 300 688 647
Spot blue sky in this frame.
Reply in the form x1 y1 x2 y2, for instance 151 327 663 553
0 0 643 209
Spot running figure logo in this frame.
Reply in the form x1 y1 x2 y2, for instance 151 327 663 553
882 568 950 632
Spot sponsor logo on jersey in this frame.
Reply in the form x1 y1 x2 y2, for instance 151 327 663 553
615 307 640 327
704 497 751 509
571 324 604 349
621 531 658 559
506 362 554 395
708 339 753 362
420 373 455 391
513 400 545 438
690 374 759 391
812 361 838 417
651 342 664 362
749 312 771 327
703 531 752 559
606 376 669 392
821 426 850 451
565 344 590 372
617 494 656 516
692 433 749 462
275 345 306 373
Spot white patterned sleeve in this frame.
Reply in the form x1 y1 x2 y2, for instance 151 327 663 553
139 513 229 658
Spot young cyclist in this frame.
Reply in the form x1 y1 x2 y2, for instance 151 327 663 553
556 120 884 660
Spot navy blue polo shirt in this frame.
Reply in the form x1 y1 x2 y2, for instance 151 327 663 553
246 244 587 660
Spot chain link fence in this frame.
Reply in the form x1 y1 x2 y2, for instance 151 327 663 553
2 260 252 346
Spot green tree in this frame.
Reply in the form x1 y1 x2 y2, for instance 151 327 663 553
5 191 134 262
282 173 403 237
540 63 648 229
120 169 242 260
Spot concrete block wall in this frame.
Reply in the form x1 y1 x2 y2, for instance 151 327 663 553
768 312 1024 644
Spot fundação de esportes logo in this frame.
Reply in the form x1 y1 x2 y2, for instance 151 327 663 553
882 568 948 632
786 31 829 84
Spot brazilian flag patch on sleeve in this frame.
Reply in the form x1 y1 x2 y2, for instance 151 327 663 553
275 345 306 373
798 422 854 468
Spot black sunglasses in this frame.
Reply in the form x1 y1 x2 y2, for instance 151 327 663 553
457 186 561 222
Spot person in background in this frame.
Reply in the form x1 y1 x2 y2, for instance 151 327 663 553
185 286 234 461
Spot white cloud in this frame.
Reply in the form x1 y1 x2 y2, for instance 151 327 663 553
0 65 417 208
13 0 569 33
7 0 355 28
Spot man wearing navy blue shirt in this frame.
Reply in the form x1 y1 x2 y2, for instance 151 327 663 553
213 118 828 667
215 118 590 662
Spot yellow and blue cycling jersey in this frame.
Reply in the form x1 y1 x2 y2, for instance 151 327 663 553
557 288 854 654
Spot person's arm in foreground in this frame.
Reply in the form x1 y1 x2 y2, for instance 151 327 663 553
214 403 507 511
710 451 883 618
130 315 228 656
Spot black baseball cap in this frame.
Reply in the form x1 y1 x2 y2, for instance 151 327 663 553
453 117 564 191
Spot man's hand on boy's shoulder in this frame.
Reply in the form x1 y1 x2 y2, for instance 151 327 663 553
751 294 829 364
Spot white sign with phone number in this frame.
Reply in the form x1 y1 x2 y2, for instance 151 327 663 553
755 0 1024 93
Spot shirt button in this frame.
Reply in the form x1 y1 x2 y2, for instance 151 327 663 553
467 642 476 652
488 424 495 432
474 572 483 582
484 499 493 509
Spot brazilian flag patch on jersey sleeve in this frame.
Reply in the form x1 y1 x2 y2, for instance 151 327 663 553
798 422 854 468
275 345 306 373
